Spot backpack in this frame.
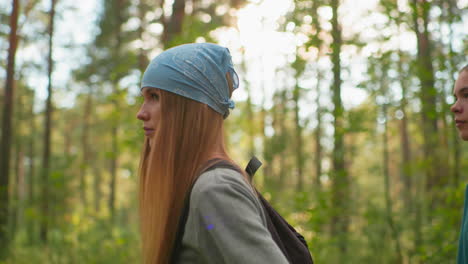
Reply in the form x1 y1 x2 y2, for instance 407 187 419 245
170 157 314 264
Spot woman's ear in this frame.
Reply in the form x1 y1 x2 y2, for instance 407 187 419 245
226 72 233 98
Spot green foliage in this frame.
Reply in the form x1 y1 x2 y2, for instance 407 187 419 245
1 0 467 262
5 215 140 264
345 102 377 134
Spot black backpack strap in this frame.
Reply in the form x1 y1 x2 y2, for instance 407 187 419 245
245 156 262 179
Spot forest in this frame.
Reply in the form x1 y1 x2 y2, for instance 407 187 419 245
0 0 467 263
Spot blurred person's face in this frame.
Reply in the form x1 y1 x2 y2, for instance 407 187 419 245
137 87 161 142
451 70 468 140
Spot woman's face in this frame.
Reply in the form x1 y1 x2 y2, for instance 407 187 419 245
451 70 468 140
137 87 161 141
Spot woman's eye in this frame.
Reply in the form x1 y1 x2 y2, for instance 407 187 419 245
463 93 468 98
150 93 159 101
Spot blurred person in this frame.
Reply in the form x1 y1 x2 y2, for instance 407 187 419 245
450 64 468 264
136 43 291 264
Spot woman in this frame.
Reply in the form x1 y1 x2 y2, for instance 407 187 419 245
451 64 468 264
136 43 289 264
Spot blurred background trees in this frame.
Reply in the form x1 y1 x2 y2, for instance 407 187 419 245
0 0 467 263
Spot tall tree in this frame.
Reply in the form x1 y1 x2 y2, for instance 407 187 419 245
0 0 20 257
381 0 420 256
92 0 135 221
108 0 126 221
93 161 102 213
79 86 93 209
411 0 446 206
40 0 57 243
379 53 403 263
330 0 349 257
436 0 463 186
159 0 248 48
445 0 462 186
26 89 36 244
137 0 149 75
314 69 323 188
162 0 185 48
285 0 325 190
278 89 289 188
292 56 306 191
397 53 413 209
240 58 256 158
10 79 27 242
308 0 324 189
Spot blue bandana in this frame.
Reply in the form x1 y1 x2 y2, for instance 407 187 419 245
141 43 239 118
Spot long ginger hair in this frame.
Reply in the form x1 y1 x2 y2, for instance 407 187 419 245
138 88 248 264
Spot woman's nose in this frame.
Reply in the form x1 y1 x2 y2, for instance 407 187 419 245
137 107 149 121
451 100 462 114
450 100 459 113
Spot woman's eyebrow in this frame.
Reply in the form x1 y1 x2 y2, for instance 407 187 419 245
141 87 158 94
140 87 151 96
455 87 468 96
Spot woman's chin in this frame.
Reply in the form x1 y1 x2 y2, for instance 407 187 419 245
460 130 468 141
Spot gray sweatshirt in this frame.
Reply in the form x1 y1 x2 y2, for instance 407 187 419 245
175 168 289 264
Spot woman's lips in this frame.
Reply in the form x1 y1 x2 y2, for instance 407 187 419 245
456 120 467 128
143 127 155 135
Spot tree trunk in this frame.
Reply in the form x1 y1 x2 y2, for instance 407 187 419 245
411 0 445 207
241 60 255 158
259 101 266 189
382 104 404 263
27 90 36 244
9 144 19 242
17 151 25 230
453 127 461 185
397 53 413 209
40 0 57 243
109 122 118 221
279 90 287 189
0 0 20 256
108 0 126 223
94 164 102 213
293 83 304 191
269 94 279 187
137 0 148 75
80 87 93 209
14 145 25 237
310 0 323 189
245 86 255 157
108 0 125 222
446 0 460 186
380 60 404 262
162 0 185 48
330 0 348 257
435 2 452 182
11 85 25 240
314 68 322 188
393 5 416 258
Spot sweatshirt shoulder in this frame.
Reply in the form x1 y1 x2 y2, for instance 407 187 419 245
192 167 254 196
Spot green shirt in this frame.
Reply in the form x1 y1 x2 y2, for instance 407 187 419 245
458 185 468 264
175 168 289 264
